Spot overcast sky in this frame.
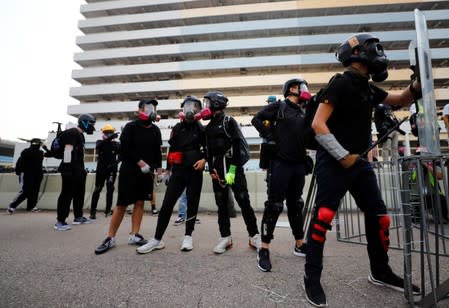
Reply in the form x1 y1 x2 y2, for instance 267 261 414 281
0 0 85 142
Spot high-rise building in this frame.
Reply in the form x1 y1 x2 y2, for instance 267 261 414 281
69 0 449 165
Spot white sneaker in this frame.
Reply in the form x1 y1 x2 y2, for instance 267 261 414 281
7 207 15 214
181 235 193 251
213 236 233 254
249 234 261 251
136 238 165 254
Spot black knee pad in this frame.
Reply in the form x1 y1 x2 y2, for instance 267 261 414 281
267 200 284 215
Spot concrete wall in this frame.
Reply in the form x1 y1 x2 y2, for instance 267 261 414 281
0 172 314 212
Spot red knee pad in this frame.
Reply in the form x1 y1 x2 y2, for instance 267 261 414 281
378 215 390 251
311 207 335 243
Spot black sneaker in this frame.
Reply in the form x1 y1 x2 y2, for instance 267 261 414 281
104 210 113 217
151 208 158 216
89 213 96 220
368 272 420 295
95 237 116 255
73 216 92 225
257 248 272 272
304 276 328 307
294 243 307 257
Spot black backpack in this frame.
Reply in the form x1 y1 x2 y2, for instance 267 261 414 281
223 116 250 166
303 73 342 150
45 131 66 159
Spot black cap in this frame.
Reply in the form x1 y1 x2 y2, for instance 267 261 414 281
138 99 158 109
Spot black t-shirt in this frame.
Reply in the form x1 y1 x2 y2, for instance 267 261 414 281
59 127 85 166
322 70 388 154
119 120 162 171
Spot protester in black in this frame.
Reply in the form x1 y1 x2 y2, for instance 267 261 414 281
201 91 260 254
95 99 162 254
7 138 44 214
54 114 96 231
137 96 207 254
252 78 312 272
90 124 120 219
304 33 421 307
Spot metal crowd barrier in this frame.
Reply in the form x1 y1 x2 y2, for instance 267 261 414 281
304 156 449 307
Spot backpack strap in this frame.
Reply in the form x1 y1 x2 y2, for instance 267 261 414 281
223 115 231 138
277 101 286 120
316 73 343 103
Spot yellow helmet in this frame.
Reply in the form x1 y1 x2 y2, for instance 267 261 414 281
101 124 115 133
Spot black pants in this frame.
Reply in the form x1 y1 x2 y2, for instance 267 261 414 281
211 156 258 237
305 150 390 281
154 166 203 239
261 159 305 244
57 168 87 223
90 166 117 214
9 172 43 211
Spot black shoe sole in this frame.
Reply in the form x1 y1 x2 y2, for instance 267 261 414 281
303 282 328 307
256 255 271 272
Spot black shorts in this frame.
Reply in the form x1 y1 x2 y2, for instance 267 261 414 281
116 167 154 206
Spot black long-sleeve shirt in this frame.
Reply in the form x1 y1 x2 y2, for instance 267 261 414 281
252 99 307 163
205 112 242 168
119 120 162 171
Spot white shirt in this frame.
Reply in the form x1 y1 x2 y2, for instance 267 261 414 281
443 104 449 117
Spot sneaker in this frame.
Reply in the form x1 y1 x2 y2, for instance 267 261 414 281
368 272 420 295
104 210 113 217
53 221 72 231
128 233 148 246
151 208 158 216
181 235 193 251
249 234 261 250
257 248 272 272
213 236 233 254
195 218 201 224
304 276 328 307
294 243 307 257
173 216 185 226
7 207 15 214
31 207 41 212
95 237 116 255
136 238 165 254
73 216 92 225
89 213 96 220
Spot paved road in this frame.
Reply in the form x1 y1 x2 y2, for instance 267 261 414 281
0 210 439 307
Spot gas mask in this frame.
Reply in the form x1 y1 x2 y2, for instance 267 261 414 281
196 98 213 120
297 83 312 102
80 120 96 135
139 104 159 123
361 41 389 82
178 100 201 123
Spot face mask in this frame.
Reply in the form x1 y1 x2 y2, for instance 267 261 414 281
80 120 95 134
363 42 389 82
298 83 312 102
194 108 212 120
138 104 159 122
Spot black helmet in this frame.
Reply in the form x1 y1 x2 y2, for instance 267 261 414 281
282 78 308 98
336 33 389 82
203 91 228 111
181 95 202 109
78 114 96 135
138 98 158 109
